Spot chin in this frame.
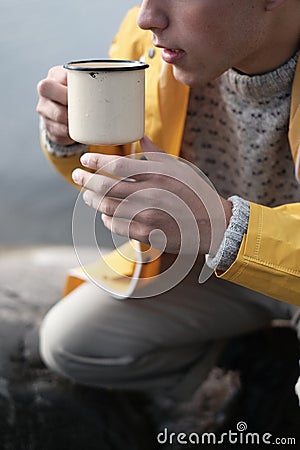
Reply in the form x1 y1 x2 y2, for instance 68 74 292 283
172 65 207 88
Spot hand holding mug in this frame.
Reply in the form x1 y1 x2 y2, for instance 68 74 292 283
36 65 74 146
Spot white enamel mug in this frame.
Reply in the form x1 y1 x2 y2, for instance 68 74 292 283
64 59 149 146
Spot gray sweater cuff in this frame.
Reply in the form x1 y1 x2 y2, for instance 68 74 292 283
206 195 250 272
39 118 87 157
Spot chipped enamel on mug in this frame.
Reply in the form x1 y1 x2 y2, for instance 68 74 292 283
64 60 149 146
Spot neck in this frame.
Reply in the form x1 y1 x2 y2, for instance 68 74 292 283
235 1 300 75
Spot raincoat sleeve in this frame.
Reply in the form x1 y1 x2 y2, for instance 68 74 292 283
217 201 300 305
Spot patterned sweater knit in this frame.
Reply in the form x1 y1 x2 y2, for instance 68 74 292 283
181 52 300 270
43 52 300 271
181 52 300 205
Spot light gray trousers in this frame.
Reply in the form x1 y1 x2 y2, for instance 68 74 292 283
39 268 293 401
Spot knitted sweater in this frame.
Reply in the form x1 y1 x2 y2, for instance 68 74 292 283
43 52 300 271
181 52 300 270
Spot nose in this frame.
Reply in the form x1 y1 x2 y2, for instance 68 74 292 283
137 0 168 31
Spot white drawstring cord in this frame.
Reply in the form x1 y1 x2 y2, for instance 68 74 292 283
294 145 300 184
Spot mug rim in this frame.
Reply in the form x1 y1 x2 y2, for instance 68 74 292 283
64 59 149 72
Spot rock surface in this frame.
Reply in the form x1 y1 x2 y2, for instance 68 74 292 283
0 246 299 450
0 247 156 450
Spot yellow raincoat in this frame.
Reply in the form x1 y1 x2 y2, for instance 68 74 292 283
41 7 300 305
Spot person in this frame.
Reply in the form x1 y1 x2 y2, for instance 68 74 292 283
36 0 300 403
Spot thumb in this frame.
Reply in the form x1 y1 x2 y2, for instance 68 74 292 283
140 135 165 153
140 135 175 164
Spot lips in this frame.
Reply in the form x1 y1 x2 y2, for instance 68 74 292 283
152 36 185 64
161 48 185 64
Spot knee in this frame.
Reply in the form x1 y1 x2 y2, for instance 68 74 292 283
38 301 141 385
39 305 73 379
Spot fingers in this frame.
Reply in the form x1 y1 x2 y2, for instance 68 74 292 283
37 78 68 106
37 96 68 125
47 65 68 85
101 214 151 246
72 168 142 199
83 190 161 223
36 66 68 107
80 153 159 180
100 212 178 253
83 193 122 216
42 118 72 145
36 65 73 145
37 96 73 145
79 184 154 247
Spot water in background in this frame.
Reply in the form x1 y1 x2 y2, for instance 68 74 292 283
0 0 137 245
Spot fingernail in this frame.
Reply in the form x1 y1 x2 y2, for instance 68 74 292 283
80 154 89 166
72 169 80 182
82 190 90 203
